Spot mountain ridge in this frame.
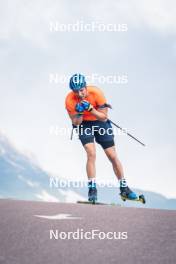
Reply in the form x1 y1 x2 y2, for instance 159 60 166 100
0 132 175 209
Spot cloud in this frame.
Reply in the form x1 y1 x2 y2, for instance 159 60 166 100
59 189 85 203
35 189 59 202
89 0 176 35
0 0 176 49
18 174 39 188
129 0 176 35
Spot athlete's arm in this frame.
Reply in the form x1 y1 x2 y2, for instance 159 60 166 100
80 100 108 121
89 87 108 121
69 113 83 126
90 107 108 121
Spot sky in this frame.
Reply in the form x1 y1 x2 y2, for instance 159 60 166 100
0 0 176 198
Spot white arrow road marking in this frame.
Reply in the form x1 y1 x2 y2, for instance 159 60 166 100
34 213 82 220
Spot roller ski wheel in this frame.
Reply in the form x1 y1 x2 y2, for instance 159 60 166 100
139 194 146 204
120 193 146 204
90 199 96 205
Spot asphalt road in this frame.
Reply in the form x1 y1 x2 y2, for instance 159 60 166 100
0 199 176 264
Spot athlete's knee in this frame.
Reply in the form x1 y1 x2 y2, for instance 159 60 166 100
105 148 117 163
109 154 117 163
85 145 96 161
87 150 96 161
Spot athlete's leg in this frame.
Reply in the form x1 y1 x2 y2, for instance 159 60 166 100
83 142 96 180
104 146 124 180
84 142 97 201
79 121 97 201
104 145 138 199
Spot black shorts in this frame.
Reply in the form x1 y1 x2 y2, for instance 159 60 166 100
77 120 115 149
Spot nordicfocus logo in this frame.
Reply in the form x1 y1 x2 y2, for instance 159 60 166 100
49 125 127 137
49 177 118 189
49 21 128 33
50 229 128 240
49 73 128 85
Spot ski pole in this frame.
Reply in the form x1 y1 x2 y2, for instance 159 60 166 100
70 127 74 140
108 119 146 147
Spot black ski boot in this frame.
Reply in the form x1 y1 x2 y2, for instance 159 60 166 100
88 181 97 204
120 186 138 200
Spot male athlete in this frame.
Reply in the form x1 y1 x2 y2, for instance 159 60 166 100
65 73 138 203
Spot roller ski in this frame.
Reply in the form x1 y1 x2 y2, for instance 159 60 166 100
77 180 98 205
120 186 146 204
77 201 107 205
78 184 116 205
77 187 98 205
